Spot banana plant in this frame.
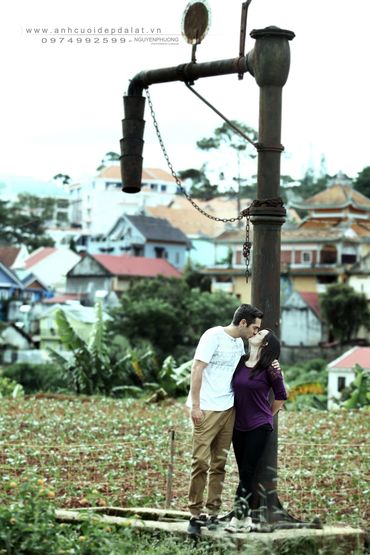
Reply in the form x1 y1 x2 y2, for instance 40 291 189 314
342 364 370 409
49 304 114 395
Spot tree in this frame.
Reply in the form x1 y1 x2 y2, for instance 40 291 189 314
178 166 219 200
53 174 71 185
96 151 120 172
183 260 212 292
320 283 370 342
108 276 240 363
109 277 191 360
0 197 55 250
354 166 370 198
197 120 257 211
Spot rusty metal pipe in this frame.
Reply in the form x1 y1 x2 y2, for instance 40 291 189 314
127 55 251 96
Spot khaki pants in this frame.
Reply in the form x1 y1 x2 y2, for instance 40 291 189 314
188 407 235 517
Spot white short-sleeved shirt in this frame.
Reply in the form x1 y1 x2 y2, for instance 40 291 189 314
186 326 245 411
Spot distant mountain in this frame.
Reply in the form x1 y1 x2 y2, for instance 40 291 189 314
0 174 69 200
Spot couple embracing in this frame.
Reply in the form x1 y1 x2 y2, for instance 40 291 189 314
186 304 287 537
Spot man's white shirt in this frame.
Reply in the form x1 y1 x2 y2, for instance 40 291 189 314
186 326 245 411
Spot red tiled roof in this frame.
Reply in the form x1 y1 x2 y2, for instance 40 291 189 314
25 248 57 268
94 255 181 278
303 184 370 208
96 166 175 183
0 247 22 268
329 347 370 370
43 293 82 304
300 291 321 318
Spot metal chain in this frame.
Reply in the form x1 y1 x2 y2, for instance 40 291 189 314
145 86 252 281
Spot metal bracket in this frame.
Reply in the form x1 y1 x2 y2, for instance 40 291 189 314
238 0 252 79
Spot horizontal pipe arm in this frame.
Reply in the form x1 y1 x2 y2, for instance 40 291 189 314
127 54 252 96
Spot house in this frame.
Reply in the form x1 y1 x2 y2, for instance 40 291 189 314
0 262 26 321
39 303 111 352
346 253 370 341
346 251 370 298
0 323 36 364
87 214 191 270
66 253 181 302
68 165 180 235
327 346 370 409
0 246 29 270
198 266 251 303
281 290 323 346
284 173 370 294
23 247 81 292
147 195 254 267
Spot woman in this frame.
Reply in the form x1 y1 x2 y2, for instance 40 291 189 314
225 328 287 533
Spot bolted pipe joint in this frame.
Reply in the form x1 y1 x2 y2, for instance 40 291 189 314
249 26 295 88
120 95 146 193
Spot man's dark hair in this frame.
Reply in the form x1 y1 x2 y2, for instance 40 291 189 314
232 304 264 326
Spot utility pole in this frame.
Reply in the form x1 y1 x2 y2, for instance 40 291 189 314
120 4 299 525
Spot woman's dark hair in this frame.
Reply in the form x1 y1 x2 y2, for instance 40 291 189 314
249 330 280 375
233 330 280 383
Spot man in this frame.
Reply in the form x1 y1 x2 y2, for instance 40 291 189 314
186 304 263 537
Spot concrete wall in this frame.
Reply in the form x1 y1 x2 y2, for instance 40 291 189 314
280 344 344 365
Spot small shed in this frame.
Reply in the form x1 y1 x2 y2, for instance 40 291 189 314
281 290 323 346
327 346 370 409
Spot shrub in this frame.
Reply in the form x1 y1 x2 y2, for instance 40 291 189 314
2 362 69 394
0 376 24 398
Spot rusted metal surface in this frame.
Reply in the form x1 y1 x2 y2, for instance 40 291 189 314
127 56 250 96
248 25 294 523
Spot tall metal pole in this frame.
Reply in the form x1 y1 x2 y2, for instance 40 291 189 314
121 23 301 526
249 26 295 523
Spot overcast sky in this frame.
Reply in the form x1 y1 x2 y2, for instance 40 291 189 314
1 0 369 185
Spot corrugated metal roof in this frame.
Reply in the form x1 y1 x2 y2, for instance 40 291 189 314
125 215 190 245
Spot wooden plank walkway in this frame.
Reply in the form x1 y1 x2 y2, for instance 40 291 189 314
56 507 366 552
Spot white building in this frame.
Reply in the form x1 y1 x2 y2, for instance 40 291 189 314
68 165 180 236
327 346 370 409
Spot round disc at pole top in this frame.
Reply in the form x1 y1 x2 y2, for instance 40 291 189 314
181 0 211 45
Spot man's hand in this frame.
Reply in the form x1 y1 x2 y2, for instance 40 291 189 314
191 406 204 426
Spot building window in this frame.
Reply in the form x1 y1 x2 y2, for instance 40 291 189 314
154 247 165 258
150 183 158 191
337 376 346 391
161 185 167 192
133 246 144 257
301 251 312 264
320 245 337 264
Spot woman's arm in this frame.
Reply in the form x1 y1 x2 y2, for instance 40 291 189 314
271 399 285 416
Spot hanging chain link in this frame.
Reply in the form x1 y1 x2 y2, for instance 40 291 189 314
145 86 252 281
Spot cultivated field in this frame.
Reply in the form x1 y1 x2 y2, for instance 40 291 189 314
0 397 368 530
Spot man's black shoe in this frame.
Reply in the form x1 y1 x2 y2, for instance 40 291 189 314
187 516 203 537
206 515 219 530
